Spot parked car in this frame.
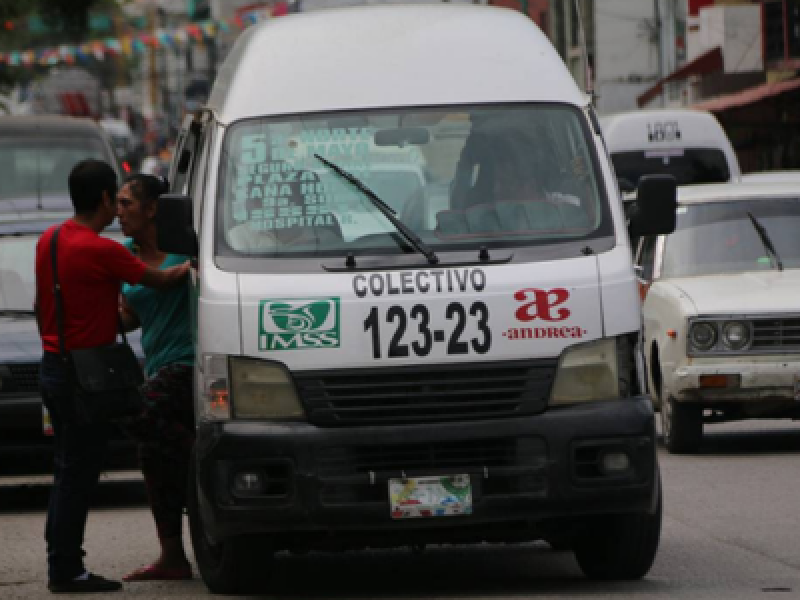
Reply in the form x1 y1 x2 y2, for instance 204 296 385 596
740 170 800 184
0 212 140 472
0 115 121 215
635 181 800 453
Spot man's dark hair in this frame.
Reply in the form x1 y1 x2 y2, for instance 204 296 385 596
68 160 118 215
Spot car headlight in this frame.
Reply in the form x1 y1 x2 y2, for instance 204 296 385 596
722 321 751 351
229 357 304 419
689 321 717 352
550 337 620 406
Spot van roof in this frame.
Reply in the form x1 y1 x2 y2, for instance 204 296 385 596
599 109 732 154
207 5 586 124
0 114 107 137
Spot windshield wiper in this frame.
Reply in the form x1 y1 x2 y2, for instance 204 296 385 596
314 154 439 265
0 309 36 317
747 212 783 271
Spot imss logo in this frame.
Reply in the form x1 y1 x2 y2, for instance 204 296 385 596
259 298 341 350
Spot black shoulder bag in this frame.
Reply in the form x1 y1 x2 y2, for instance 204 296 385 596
50 226 145 424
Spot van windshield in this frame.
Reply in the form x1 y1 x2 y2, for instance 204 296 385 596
0 137 109 202
611 148 730 187
216 105 611 259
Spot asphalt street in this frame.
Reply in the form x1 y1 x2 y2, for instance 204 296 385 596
2 420 800 599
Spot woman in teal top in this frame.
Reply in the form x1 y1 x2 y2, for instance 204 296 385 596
116 174 195 582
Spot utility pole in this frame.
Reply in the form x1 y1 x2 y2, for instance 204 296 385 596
654 0 664 107
147 3 158 119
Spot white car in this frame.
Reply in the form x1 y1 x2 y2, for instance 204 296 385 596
636 181 800 453
740 170 800 184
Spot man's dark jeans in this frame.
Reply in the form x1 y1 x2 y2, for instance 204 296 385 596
40 351 109 583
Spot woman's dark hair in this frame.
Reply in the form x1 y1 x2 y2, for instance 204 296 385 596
68 159 118 215
122 173 170 206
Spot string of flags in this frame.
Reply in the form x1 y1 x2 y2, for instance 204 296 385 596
0 6 287 69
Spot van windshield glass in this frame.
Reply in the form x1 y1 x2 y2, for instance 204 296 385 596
611 148 730 187
217 105 611 259
0 138 109 201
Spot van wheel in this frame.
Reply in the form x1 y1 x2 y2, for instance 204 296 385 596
662 395 703 454
573 475 662 580
188 458 274 594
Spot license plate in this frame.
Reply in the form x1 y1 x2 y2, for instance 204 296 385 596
389 474 472 519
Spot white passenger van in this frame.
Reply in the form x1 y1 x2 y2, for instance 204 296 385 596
158 5 676 594
601 108 741 192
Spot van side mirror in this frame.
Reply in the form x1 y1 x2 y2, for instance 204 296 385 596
627 175 677 239
157 194 198 256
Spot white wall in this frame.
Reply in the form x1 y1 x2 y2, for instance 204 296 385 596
690 5 762 73
594 0 659 115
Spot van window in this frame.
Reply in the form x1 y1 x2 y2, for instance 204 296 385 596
611 148 730 187
0 137 108 201
635 236 657 281
171 126 201 195
216 104 612 259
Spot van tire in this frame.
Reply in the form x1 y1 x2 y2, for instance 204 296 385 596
573 475 662 580
188 457 274 595
662 395 703 454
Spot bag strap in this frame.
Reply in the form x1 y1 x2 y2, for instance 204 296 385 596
50 226 68 360
49 224 128 358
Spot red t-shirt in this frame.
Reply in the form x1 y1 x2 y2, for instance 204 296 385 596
36 220 148 353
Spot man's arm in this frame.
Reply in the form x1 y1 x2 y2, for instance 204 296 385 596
137 261 190 289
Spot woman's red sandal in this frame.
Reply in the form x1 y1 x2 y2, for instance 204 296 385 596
122 564 192 582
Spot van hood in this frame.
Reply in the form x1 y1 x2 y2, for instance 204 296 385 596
0 315 41 363
0 315 144 364
669 270 800 316
238 256 606 371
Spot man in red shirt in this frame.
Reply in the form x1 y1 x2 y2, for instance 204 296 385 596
35 159 189 594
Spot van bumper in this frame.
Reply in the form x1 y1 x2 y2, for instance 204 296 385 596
194 396 658 545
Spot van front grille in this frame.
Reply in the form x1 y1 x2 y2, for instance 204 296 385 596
1 363 40 394
316 436 549 505
294 360 557 427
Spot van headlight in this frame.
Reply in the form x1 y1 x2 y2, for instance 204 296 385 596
229 357 305 419
549 338 620 406
200 354 231 421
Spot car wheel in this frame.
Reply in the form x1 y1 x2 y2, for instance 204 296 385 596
573 473 662 580
187 456 274 595
661 394 703 454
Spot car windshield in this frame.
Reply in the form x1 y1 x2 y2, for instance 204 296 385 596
0 229 124 311
611 148 730 186
216 104 611 259
0 137 109 202
662 198 800 277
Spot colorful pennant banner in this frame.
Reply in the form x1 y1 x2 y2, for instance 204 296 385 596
0 8 280 68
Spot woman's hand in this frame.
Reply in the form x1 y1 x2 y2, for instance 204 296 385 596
119 296 141 332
